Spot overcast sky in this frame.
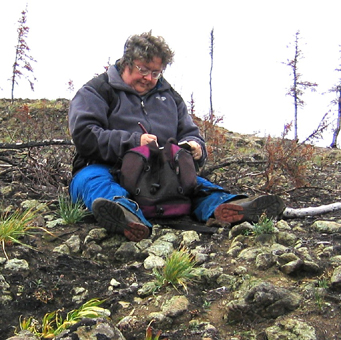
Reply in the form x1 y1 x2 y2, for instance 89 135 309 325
1 0 341 147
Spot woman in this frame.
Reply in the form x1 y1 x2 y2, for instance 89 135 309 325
68 31 285 242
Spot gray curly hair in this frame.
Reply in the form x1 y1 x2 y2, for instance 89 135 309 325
117 31 174 73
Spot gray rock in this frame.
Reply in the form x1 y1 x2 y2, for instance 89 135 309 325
199 267 224 282
276 231 297 246
84 227 107 244
226 282 301 322
144 254 165 269
161 295 189 317
4 259 29 271
256 252 276 270
109 278 121 287
148 240 174 257
302 260 320 273
255 233 277 245
158 232 178 243
277 252 299 265
64 234 81 253
330 255 341 265
331 266 341 289
83 241 103 257
281 259 304 275
115 242 141 261
227 241 243 257
116 315 139 332
1 186 14 196
238 247 263 261
0 274 10 290
276 220 291 231
71 287 88 304
53 243 70 255
147 312 173 328
216 274 238 290
229 222 253 238
312 220 341 234
181 230 200 245
55 318 126 340
6 330 39 340
265 318 316 340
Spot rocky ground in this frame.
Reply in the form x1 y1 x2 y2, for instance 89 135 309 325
1 99 341 340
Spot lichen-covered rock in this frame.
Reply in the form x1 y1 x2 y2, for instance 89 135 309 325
265 318 317 340
331 265 341 289
225 282 301 322
161 295 189 317
55 318 126 340
6 330 39 340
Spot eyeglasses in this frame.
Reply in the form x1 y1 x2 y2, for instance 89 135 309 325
134 64 163 80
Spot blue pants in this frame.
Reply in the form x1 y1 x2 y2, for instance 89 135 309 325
69 164 241 227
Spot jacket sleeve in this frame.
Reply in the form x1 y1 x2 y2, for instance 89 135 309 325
68 86 140 164
175 97 208 166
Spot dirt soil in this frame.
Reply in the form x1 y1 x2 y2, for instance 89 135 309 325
1 99 341 339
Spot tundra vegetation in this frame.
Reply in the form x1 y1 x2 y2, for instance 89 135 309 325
0 98 341 340
1 12 341 340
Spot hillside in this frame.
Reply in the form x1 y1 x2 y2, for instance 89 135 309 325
1 99 341 340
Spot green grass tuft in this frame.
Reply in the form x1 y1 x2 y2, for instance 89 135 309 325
153 247 198 293
19 298 109 338
57 195 90 224
0 207 52 260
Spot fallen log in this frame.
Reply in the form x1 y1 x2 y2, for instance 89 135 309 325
283 202 341 219
0 139 73 149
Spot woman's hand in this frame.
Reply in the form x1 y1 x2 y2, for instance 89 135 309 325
140 134 158 146
187 141 202 160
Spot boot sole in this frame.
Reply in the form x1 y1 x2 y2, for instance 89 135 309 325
92 199 150 242
214 195 285 224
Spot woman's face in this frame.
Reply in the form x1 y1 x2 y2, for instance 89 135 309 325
121 57 163 95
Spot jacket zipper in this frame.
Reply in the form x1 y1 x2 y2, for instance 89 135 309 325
141 100 147 115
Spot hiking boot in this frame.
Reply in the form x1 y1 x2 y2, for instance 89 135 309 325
92 198 150 242
214 195 285 224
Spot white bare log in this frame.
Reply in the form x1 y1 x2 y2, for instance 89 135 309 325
283 202 341 219
0 139 73 149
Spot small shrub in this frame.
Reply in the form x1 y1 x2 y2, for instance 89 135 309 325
253 213 275 235
197 111 227 163
263 123 315 192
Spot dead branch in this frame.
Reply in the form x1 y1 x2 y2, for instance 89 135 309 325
200 159 265 177
283 202 341 219
0 139 73 149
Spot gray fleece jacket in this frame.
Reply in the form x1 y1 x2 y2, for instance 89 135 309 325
68 65 207 174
